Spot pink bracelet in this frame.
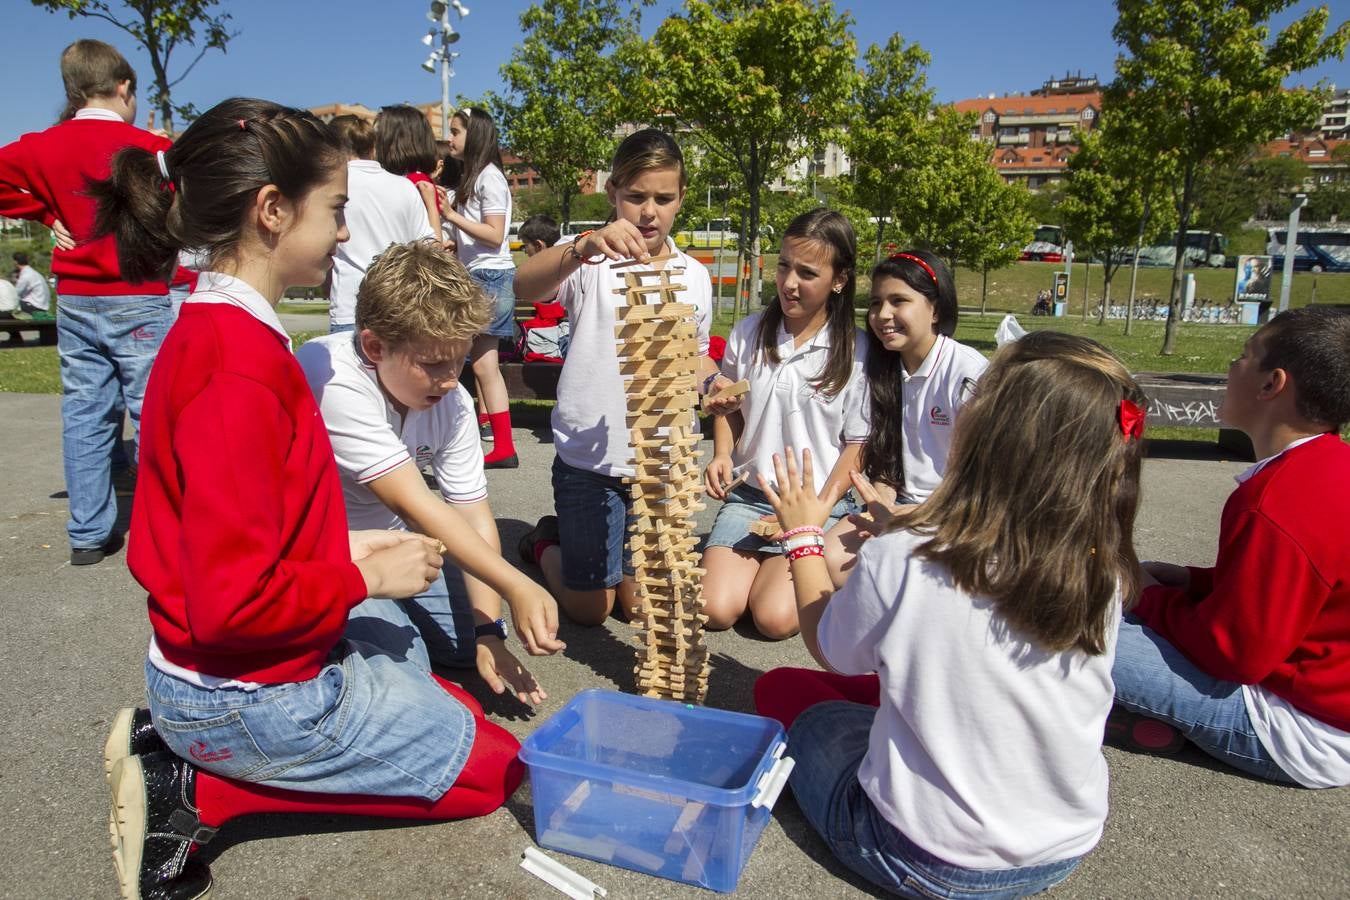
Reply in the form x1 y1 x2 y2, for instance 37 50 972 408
786 544 825 561
780 525 824 539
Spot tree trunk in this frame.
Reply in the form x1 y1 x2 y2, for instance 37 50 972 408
560 187 573 233
1126 194 1153 337
1162 162 1195 356
1081 259 1091 319
138 8 174 132
874 211 887 263
1099 264 1115 325
746 144 763 316
980 267 989 315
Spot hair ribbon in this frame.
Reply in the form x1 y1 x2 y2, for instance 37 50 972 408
1119 398 1146 441
889 252 938 287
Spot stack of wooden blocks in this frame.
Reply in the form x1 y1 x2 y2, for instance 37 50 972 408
612 256 710 704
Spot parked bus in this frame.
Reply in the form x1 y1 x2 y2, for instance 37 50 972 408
1266 227 1350 273
1137 230 1228 268
1020 224 1065 262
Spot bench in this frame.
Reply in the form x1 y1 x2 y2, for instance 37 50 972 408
0 317 57 346
1134 372 1254 459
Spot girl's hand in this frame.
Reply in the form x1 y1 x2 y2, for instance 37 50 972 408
577 220 650 264
505 582 566 656
704 454 735 500
353 534 443 599
348 529 429 561
846 471 910 538
51 219 76 251
759 448 840 534
476 639 547 707
702 375 744 416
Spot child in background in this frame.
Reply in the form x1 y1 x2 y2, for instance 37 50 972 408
822 250 987 587
298 240 563 706
516 214 569 360
755 331 1146 897
700 208 869 639
91 98 524 900
326 114 434 334
0 39 175 566
514 129 723 626
518 213 561 259
440 107 520 468
374 105 442 237
1110 307 1350 788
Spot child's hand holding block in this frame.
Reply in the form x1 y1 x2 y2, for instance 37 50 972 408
702 378 749 412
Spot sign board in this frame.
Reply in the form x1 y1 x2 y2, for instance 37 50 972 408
1234 255 1273 303
1053 272 1069 300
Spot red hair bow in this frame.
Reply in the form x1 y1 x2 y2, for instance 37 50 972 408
1119 398 1146 441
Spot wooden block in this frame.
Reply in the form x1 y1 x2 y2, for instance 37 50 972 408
749 518 781 540
620 358 699 379
609 252 680 269
616 302 697 322
702 378 750 408
615 321 696 341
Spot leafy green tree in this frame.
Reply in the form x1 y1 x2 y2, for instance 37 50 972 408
647 0 857 312
490 0 649 227
1192 151 1312 231
1107 0 1349 354
962 176 1035 314
1060 127 1176 323
31 0 235 131
843 33 934 261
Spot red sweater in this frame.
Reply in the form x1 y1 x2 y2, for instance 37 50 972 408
0 116 171 296
1135 433 1350 731
129 303 369 682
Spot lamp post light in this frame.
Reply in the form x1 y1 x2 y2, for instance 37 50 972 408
422 0 470 139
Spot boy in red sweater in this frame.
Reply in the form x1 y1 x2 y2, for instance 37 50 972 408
0 39 175 566
1110 306 1350 788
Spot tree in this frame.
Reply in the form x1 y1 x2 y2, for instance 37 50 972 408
490 0 649 227
32 0 235 131
842 33 934 262
962 176 1035 314
1192 151 1312 231
1060 127 1176 323
647 0 857 313
1107 0 1349 354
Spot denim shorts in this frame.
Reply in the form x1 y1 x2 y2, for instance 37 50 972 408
789 701 1083 898
551 455 635 590
472 267 517 339
706 483 859 555
144 638 475 801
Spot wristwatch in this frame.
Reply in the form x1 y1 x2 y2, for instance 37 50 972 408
474 618 508 641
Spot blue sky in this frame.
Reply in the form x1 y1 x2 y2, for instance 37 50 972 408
4 0 1347 142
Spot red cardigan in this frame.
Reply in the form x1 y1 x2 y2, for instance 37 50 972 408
1135 433 1350 731
0 117 172 296
129 304 368 683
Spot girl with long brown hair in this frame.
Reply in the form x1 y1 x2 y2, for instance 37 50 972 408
753 331 1146 897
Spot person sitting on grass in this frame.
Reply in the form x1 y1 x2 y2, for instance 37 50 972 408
13 251 52 317
297 240 563 706
1109 306 1350 788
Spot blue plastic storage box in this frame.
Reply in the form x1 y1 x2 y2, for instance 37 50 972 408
519 689 794 893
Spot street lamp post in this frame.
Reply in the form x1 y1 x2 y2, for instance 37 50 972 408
1277 193 1307 314
421 1 469 139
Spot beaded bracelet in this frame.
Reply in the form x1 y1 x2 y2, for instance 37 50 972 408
700 372 721 396
568 230 604 265
780 525 824 540
786 543 825 561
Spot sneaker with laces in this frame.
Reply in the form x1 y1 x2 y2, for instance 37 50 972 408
1105 705 1186 756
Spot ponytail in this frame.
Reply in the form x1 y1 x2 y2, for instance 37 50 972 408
88 147 181 284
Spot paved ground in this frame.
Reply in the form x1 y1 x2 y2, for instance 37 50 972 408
1 391 1345 899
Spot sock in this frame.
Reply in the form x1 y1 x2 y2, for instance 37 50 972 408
532 538 558 567
483 411 516 463
192 675 524 828
477 411 490 427
753 667 881 730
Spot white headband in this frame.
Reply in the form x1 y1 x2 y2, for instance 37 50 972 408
460 106 475 118
155 149 171 182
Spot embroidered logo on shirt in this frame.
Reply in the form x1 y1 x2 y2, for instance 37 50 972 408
187 742 234 764
930 406 950 426
415 444 434 467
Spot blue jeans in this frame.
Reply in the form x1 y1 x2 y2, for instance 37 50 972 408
57 294 172 548
1111 616 1294 783
144 638 475 800
551 456 634 590
345 565 476 669
472 267 517 338
788 701 1083 898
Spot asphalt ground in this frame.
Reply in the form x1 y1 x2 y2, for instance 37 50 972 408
1 390 1345 899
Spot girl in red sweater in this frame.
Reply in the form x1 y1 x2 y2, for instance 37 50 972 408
90 97 526 900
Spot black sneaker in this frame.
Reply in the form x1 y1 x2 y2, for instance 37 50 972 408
483 453 519 470
517 515 560 566
479 419 493 441
105 708 169 784
72 532 126 567
109 752 215 900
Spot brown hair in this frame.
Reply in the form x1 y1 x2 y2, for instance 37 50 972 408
755 207 857 397
449 107 505 214
890 331 1145 654
356 240 491 348
88 97 346 283
374 105 438 176
608 128 687 190
332 114 375 159
1256 306 1350 431
59 39 136 122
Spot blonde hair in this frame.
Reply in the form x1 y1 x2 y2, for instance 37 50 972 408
355 241 491 347
890 331 1146 654
608 128 686 190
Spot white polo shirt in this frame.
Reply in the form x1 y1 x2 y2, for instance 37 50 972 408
453 163 513 272
0 279 18 313
818 528 1116 869
899 334 987 500
296 332 486 531
552 239 712 478
720 312 869 494
328 160 435 327
15 266 50 311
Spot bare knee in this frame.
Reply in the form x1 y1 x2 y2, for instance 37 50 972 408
750 603 800 641
557 587 615 627
701 593 744 631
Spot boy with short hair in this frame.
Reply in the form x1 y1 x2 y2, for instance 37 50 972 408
1110 306 1350 788
518 213 561 257
297 241 563 704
